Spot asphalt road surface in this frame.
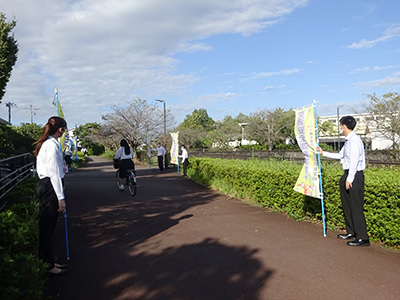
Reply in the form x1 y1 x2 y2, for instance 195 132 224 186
45 156 400 300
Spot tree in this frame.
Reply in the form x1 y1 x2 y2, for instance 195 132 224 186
100 98 174 150
361 92 400 150
0 13 18 103
75 122 105 155
209 114 249 150
177 108 215 149
180 108 215 131
247 108 294 150
318 119 336 136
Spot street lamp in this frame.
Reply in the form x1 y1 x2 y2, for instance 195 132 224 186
238 123 248 145
337 105 344 150
155 99 167 169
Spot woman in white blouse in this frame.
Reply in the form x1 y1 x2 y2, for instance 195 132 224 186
33 116 68 275
114 139 135 191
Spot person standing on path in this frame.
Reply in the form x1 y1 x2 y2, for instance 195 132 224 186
152 143 167 172
33 116 69 275
179 144 188 176
316 115 369 247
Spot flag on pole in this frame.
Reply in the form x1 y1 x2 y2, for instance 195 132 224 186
170 132 179 165
53 88 68 152
293 104 320 198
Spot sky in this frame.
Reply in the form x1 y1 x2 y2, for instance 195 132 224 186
0 0 399 128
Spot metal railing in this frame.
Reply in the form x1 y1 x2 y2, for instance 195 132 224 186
0 153 35 211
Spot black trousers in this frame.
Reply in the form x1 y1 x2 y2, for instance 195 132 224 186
339 170 368 240
157 155 164 171
182 160 188 176
37 177 61 267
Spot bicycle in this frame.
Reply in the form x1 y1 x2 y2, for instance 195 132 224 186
116 169 137 196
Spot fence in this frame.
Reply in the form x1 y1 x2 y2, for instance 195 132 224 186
0 153 35 211
136 149 400 166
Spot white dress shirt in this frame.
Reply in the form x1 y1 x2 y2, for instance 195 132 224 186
114 147 134 160
36 136 65 200
180 148 188 163
323 131 366 183
153 146 166 156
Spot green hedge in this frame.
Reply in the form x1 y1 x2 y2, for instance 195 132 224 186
0 178 47 300
188 157 400 248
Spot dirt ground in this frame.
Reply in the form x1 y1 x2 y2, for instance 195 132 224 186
45 156 400 300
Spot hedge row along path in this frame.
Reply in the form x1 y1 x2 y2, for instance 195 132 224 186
46 156 400 300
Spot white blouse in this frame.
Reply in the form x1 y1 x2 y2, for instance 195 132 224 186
36 136 65 200
114 147 134 160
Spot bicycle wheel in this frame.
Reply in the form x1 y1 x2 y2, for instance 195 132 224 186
127 172 137 196
116 170 123 191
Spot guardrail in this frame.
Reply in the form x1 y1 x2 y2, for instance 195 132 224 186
0 153 35 211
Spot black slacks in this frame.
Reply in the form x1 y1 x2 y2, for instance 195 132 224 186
37 177 61 266
339 170 368 240
182 160 188 176
157 155 164 171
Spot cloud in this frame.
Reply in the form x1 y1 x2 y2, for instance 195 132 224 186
354 72 400 88
347 26 400 49
350 65 400 74
254 68 300 77
0 0 310 124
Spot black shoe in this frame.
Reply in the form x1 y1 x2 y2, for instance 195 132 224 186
347 238 370 247
337 233 354 240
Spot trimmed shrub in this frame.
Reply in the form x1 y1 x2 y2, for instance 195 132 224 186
188 157 400 248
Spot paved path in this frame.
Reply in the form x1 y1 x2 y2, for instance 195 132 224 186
46 156 400 300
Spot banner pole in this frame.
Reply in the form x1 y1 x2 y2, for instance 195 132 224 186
314 100 326 237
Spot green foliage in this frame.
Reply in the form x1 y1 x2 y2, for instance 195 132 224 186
0 13 18 102
75 123 105 155
188 157 400 248
0 124 38 154
0 201 48 300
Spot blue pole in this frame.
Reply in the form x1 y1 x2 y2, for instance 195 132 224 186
313 100 326 237
56 88 70 256
64 211 70 260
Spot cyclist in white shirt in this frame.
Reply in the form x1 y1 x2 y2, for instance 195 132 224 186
114 139 135 190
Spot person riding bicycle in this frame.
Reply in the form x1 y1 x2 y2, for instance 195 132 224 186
114 139 135 191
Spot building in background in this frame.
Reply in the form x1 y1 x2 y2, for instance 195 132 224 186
318 113 395 150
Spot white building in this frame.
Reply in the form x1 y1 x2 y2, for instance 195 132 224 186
318 113 396 150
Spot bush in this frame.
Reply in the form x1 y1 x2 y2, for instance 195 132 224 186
0 201 47 300
188 157 400 248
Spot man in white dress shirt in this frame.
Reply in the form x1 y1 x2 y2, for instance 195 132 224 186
152 144 167 172
316 116 369 246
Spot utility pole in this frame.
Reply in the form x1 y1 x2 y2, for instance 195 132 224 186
23 105 39 124
5 102 16 124
156 99 168 169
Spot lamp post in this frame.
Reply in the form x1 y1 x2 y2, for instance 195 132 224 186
156 99 167 169
238 123 248 145
337 105 343 150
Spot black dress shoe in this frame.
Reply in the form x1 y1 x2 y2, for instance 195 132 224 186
347 238 370 247
337 233 354 240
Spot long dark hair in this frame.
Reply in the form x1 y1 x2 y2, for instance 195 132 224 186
120 139 131 155
33 116 67 156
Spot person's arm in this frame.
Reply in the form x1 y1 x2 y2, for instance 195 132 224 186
316 146 344 160
114 148 122 159
46 143 65 202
